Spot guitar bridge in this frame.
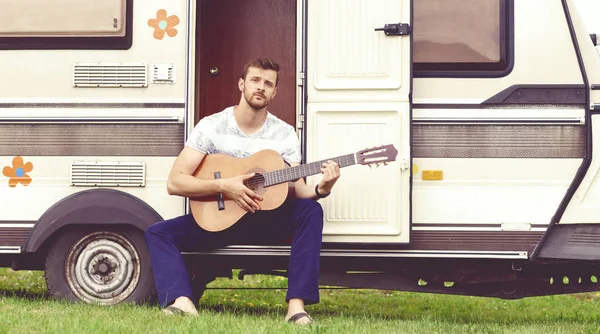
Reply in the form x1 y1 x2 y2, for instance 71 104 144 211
214 171 225 211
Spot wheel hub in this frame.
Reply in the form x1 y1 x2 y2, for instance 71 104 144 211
90 254 118 281
66 231 141 305
95 260 111 276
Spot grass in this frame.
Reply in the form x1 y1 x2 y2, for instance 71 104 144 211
2 268 600 333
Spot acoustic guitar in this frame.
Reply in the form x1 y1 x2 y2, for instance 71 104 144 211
190 144 398 232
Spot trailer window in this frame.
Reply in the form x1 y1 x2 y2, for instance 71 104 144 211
413 0 512 76
0 0 132 50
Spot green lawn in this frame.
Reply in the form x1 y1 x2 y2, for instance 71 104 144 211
1 268 600 333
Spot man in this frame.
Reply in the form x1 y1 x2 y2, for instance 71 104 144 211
144 58 340 326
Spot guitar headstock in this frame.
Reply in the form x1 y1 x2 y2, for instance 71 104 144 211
356 144 398 168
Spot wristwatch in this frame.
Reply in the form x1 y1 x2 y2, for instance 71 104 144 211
315 184 330 199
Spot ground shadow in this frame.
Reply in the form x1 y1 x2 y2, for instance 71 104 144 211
0 289 49 301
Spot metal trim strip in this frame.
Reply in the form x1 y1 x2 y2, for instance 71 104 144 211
0 117 182 124
412 119 583 125
0 102 185 108
412 227 548 232
412 103 585 110
0 246 21 254
184 246 528 259
0 224 35 228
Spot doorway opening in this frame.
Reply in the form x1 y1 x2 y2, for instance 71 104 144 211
193 0 298 127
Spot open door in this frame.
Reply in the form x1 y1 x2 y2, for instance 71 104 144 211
195 0 297 127
306 0 412 243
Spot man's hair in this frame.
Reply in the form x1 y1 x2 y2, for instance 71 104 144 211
241 58 280 86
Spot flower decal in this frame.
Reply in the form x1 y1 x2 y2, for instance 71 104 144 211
3 156 33 188
148 9 180 40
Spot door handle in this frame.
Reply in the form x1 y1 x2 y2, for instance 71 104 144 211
374 23 411 36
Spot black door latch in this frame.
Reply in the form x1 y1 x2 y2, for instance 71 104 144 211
375 23 411 36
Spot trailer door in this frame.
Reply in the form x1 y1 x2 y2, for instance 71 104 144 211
306 0 412 243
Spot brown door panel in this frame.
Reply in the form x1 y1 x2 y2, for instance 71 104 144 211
196 0 297 127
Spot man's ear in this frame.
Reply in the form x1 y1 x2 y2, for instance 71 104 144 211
238 78 244 92
271 86 277 99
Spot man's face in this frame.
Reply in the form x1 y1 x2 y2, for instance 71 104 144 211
239 67 278 110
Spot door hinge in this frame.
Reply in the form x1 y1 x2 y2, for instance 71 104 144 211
400 158 410 171
297 114 305 129
297 71 305 87
375 23 411 36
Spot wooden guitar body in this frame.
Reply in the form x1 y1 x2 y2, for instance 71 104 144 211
190 149 289 232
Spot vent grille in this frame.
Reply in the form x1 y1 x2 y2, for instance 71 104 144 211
570 232 600 244
73 63 148 87
152 64 176 83
71 161 145 187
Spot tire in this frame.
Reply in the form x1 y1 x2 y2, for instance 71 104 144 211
44 226 156 306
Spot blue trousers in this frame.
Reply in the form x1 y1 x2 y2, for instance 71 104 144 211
144 197 324 308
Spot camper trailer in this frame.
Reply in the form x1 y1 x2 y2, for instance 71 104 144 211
2 0 600 306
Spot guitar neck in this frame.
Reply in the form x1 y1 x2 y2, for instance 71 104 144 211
264 153 356 187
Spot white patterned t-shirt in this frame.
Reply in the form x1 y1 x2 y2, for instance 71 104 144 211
185 106 301 163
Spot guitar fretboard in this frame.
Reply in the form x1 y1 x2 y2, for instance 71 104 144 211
264 153 356 187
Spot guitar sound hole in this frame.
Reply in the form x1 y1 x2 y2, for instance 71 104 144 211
244 171 266 195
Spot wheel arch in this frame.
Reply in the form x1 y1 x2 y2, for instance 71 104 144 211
23 188 164 253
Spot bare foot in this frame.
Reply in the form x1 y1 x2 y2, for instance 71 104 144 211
163 296 199 316
285 298 314 325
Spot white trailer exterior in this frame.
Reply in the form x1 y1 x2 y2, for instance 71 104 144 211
1 0 600 305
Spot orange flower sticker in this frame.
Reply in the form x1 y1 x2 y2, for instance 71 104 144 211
148 9 180 40
3 156 33 188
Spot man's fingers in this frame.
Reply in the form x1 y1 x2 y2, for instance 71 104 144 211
236 199 250 212
321 162 329 174
322 163 337 178
328 161 340 177
332 164 340 177
241 193 260 212
245 188 263 201
319 161 340 188
322 161 339 174
240 173 256 181
238 198 254 213
237 173 256 182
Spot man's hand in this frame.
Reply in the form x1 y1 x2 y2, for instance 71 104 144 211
220 173 263 213
317 160 340 195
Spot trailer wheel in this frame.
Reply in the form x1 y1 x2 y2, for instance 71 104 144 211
44 227 156 306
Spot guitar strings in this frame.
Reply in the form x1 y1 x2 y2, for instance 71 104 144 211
240 156 353 188
212 151 391 191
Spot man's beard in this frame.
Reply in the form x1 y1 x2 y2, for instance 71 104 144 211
244 90 270 110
